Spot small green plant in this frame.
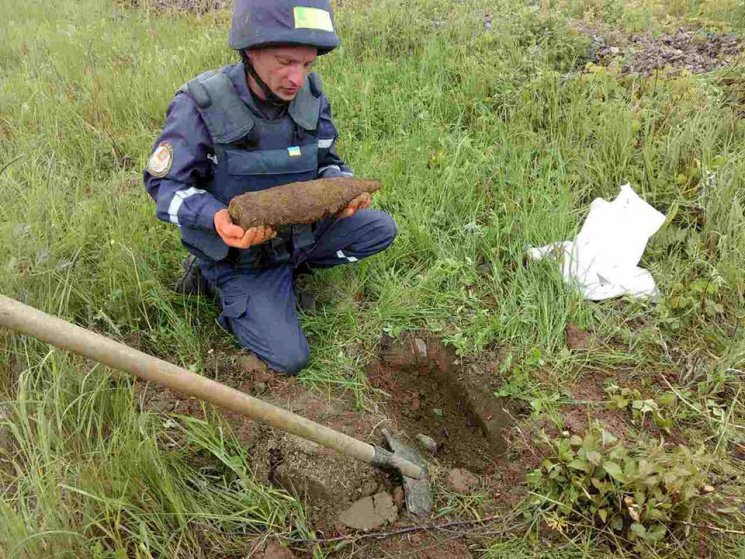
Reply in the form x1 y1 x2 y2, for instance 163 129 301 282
494 348 544 399
527 426 709 547
605 384 678 433
666 278 725 321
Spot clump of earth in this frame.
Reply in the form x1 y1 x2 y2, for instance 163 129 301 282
571 21 742 75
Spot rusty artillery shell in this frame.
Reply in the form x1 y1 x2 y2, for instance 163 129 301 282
228 177 383 229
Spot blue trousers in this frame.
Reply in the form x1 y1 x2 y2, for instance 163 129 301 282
199 210 397 374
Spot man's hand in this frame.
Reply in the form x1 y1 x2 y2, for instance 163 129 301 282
214 209 276 249
337 192 371 219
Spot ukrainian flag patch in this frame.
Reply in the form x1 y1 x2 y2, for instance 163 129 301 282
287 146 301 157
294 7 334 32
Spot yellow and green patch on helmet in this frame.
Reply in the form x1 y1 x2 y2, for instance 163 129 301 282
293 6 334 32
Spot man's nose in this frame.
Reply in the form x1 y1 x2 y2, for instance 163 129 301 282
287 66 306 88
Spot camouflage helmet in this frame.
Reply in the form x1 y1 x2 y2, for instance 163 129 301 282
229 0 340 55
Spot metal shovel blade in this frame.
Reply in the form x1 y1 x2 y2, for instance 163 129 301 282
382 429 433 516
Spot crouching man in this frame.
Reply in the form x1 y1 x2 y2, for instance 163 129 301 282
144 0 396 374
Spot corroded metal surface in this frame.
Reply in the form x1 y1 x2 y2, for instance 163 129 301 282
228 177 382 228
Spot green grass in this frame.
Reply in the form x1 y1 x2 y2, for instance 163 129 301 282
1 0 744 557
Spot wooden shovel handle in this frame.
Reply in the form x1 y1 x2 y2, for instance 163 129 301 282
0 295 422 479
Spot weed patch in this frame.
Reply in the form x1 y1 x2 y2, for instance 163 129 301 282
528 426 711 549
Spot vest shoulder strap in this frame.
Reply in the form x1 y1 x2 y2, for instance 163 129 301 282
308 72 323 97
181 68 255 144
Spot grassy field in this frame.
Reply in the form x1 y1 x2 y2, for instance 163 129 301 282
1 0 744 557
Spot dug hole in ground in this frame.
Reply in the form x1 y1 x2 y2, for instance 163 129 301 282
138 334 521 549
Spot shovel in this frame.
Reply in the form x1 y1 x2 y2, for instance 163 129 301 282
0 295 425 483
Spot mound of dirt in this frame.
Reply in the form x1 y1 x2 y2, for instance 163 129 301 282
247 427 392 527
572 21 742 75
226 369 397 530
228 177 382 229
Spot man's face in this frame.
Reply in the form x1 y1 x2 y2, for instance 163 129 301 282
247 45 318 101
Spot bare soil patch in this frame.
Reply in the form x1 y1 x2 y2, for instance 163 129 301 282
555 366 687 447
251 539 297 559
571 21 742 75
368 531 473 559
367 335 512 474
564 323 592 351
137 349 396 530
136 338 531 547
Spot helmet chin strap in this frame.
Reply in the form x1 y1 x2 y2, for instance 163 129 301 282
242 50 288 107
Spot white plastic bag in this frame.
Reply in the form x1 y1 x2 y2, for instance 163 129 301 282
528 183 666 301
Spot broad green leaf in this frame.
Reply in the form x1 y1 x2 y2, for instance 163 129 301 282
610 446 627 461
603 461 625 481
586 450 602 465
526 470 543 486
623 459 638 478
663 471 678 486
646 508 668 521
638 459 654 478
632 399 659 413
610 395 629 409
658 393 676 406
568 459 591 473
634 491 647 505
630 523 647 538
647 524 666 541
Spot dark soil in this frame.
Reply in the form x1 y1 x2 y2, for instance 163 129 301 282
571 21 743 75
228 178 382 229
367 336 511 474
136 338 530 551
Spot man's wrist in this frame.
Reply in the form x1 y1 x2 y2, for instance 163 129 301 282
198 200 228 231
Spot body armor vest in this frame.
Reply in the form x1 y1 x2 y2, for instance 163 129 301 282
178 63 323 266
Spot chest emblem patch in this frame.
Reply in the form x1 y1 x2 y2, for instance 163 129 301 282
147 141 174 177
287 146 301 157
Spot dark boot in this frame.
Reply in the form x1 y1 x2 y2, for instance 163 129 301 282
174 255 212 297
293 262 317 311
294 287 317 311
